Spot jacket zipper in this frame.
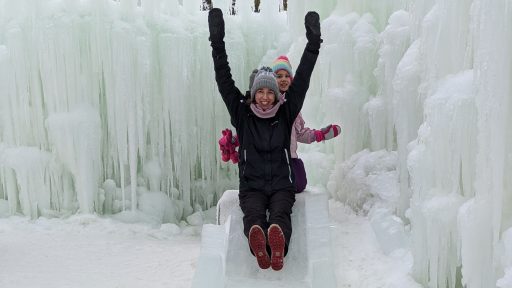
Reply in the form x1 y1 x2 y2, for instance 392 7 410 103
242 149 247 176
284 149 292 183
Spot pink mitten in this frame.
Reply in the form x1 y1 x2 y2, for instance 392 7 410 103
218 129 240 164
219 129 232 162
315 124 341 142
314 130 324 142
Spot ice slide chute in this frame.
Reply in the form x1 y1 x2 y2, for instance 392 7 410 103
192 190 336 288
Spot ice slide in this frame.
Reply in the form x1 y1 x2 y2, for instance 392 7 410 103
192 190 336 288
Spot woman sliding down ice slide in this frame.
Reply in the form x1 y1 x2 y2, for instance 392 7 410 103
207 8 322 271
219 56 341 193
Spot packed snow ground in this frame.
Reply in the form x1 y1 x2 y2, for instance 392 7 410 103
0 199 420 288
0 215 200 288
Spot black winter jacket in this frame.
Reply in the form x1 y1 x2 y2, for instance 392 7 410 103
211 42 319 193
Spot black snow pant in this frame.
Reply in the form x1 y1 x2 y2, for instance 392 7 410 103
239 189 296 256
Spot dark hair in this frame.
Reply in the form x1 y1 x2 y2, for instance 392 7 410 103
244 90 252 104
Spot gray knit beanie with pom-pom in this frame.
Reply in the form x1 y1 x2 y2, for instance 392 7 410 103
249 67 280 102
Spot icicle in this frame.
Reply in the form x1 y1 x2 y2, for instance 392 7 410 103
47 107 101 214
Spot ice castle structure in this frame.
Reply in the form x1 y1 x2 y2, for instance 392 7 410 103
192 190 336 288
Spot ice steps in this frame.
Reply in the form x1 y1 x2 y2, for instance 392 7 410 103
192 190 336 288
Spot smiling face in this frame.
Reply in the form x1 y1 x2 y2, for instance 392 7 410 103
275 70 292 92
254 87 276 111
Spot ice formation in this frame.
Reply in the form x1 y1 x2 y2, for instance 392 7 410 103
1 0 512 287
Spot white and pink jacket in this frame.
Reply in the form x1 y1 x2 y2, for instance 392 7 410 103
291 112 317 158
249 93 317 159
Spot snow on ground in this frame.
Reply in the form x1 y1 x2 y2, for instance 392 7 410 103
0 200 420 288
0 215 200 288
330 200 421 288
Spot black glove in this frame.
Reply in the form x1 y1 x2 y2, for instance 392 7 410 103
305 11 322 50
208 8 225 43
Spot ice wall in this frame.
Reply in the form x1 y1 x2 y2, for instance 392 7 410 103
408 70 476 287
460 0 512 287
402 0 512 287
318 0 512 287
0 0 287 218
0 0 404 219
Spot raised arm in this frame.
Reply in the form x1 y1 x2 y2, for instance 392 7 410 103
286 12 322 121
208 8 243 127
294 114 342 143
294 113 316 144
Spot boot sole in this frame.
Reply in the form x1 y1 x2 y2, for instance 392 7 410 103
268 224 285 271
249 226 270 269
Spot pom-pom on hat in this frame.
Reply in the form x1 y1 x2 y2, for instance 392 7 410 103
272 55 293 79
250 67 280 102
